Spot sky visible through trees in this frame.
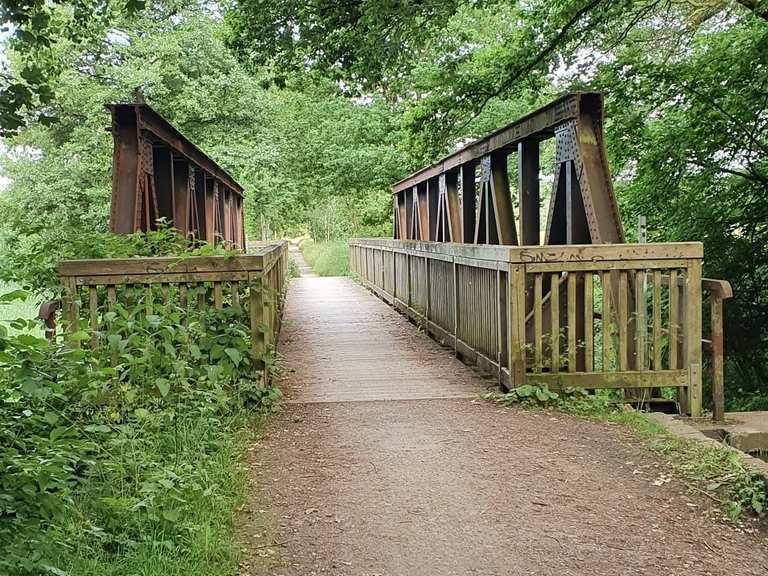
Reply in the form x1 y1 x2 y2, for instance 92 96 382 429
0 0 766 404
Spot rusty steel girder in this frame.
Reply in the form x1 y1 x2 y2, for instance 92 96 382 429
108 96 246 249
392 92 623 247
392 93 627 374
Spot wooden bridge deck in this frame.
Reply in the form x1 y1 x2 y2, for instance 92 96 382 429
238 253 768 576
280 275 486 404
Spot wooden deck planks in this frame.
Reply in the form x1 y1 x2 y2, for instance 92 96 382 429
278 276 485 404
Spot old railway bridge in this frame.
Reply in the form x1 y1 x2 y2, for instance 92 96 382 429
47 92 768 575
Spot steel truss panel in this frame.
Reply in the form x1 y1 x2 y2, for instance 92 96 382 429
108 96 245 249
391 92 623 249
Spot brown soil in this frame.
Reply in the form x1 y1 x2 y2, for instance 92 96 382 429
239 400 767 576
238 268 768 575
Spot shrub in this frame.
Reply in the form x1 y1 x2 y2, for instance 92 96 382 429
300 239 350 276
0 231 280 575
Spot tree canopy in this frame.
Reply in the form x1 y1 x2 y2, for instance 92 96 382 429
1 0 767 404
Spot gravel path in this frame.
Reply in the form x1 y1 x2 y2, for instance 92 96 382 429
238 272 768 576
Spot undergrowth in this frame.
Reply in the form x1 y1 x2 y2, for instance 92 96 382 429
0 225 282 575
485 385 766 522
299 239 349 276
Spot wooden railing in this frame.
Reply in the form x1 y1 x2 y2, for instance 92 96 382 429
350 239 721 417
702 279 732 422
45 242 288 379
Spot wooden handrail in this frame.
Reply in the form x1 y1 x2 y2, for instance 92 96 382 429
350 238 708 416
38 242 289 369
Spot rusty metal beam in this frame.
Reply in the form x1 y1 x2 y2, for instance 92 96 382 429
108 96 246 249
110 103 243 196
393 92 584 194
393 92 623 251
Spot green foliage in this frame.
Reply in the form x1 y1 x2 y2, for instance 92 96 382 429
651 433 766 521
591 13 768 403
0 0 147 133
0 297 277 574
0 218 233 298
613 410 766 521
286 257 299 280
1 5 405 267
486 384 613 413
300 240 350 277
0 228 279 574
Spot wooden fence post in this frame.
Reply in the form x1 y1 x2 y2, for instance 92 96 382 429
250 272 266 375
508 264 526 388
686 258 703 417
711 293 725 422
264 275 274 349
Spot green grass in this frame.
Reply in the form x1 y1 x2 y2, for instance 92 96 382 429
300 239 349 276
46 412 264 576
486 386 766 521
611 409 766 520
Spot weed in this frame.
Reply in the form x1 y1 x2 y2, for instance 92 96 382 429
300 240 349 276
0 232 281 574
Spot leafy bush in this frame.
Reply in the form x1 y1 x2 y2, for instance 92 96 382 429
487 384 612 414
0 238 280 574
0 219 237 299
300 239 350 276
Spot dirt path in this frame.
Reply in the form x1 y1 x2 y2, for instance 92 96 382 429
290 243 317 278
239 275 768 576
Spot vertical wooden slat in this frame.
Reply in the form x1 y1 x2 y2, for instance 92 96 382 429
618 271 628 371
686 259 703 416
250 273 265 371
232 280 240 308
63 277 80 345
635 269 646 371
145 285 153 315
107 285 116 311
551 273 560 373
669 270 679 370
601 271 611 371
534 273 543 372
263 278 274 349
452 260 458 355
406 253 411 309
162 283 170 307
496 268 502 380
425 257 431 323
508 264 526 387
214 281 223 309
197 283 206 311
88 286 98 349
179 284 188 309
567 272 577 372
584 272 594 372
652 270 662 370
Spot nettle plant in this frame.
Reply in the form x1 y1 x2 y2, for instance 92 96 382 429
0 239 281 573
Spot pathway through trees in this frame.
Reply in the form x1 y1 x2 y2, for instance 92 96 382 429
238 251 768 575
